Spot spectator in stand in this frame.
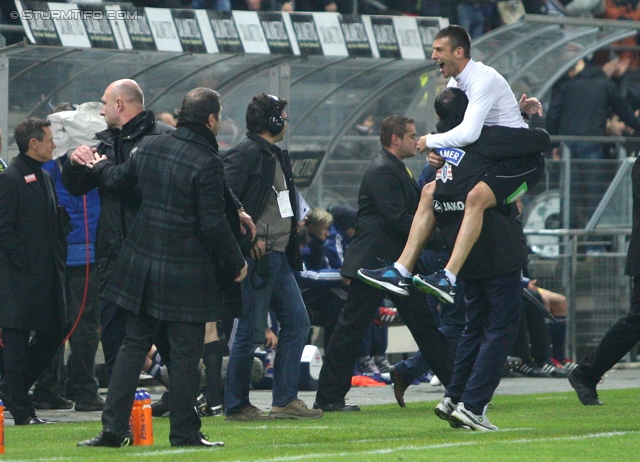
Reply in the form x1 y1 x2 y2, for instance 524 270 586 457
407 0 457 26
531 281 577 371
546 57 640 231
191 0 231 10
304 207 333 270
232 0 287 10
511 282 568 378
279 0 337 11
547 0 605 16
602 0 640 67
353 301 397 380
522 0 549 15
456 0 497 39
297 208 348 348
325 206 356 270
295 227 346 348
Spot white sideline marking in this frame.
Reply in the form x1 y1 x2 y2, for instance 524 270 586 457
250 430 639 462
231 425 330 430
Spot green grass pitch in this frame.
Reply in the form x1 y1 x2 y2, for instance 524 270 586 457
3 389 639 461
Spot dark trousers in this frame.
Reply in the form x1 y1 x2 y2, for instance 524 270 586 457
445 271 522 415
101 307 205 445
100 299 128 381
34 265 101 402
315 279 453 406
512 290 551 366
358 322 388 358
393 287 466 383
1 328 63 422
579 276 640 386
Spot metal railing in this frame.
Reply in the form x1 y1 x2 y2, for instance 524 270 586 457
524 228 632 361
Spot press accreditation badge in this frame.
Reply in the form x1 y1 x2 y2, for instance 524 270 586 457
277 190 294 218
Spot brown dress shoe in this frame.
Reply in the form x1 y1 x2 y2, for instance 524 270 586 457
389 365 409 408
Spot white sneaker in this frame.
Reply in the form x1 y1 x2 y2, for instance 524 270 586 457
434 397 465 428
451 403 498 431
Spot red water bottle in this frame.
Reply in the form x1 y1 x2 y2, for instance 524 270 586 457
130 391 143 445
0 399 5 454
138 390 153 446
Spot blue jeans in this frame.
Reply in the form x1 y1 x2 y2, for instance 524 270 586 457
393 284 465 383
224 252 310 414
565 141 610 229
457 3 492 39
445 271 522 415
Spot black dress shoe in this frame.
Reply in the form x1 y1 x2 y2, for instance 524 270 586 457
313 401 360 412
568 368 602 406
77 430 133 447
173 432 224 447
74 396 105 412
151 391 170 417
15 416 55 426
29 393 73 410
389 365 409 408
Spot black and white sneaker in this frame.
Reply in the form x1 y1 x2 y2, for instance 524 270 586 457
412 271 455 304
541 361 568 378
434 397 465 429
451 403 498 431
358 265 412 296
514 362 550 378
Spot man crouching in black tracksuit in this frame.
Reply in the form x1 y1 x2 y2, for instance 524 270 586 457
423 87 551 431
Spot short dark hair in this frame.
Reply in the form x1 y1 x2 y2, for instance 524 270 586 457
52 102 75 114
379 115 414 148
246 93 288 135
176 87 221 125
435 25 471 59
434 87 468 133
14 118 51 154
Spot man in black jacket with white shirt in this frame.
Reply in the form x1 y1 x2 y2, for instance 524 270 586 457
314 115 455 412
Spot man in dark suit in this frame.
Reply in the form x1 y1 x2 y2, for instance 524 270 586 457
0 118 68 425
78 88 247 448
568 156 640 406
313 115 454 412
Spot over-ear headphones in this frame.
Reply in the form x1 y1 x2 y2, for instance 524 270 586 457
267 94 285 136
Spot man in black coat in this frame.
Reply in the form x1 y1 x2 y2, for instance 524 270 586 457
546 58 640 229
78 88 247 448
568 156 640 406
313 115 454 412
62 79 174 380
0 118 68 425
